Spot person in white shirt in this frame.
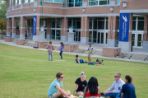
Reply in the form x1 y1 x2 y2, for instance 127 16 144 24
104 73 125 98
87 44 93 62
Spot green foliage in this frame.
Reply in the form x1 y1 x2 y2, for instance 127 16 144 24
0 18 6 30
0 0 6 30
0 0 6 19
0 44 148 98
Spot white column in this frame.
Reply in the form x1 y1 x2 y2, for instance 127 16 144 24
20 17 25 40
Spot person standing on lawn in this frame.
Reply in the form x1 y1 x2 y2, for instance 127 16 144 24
47 41 54 61
87 44 93 63
59 42 64 59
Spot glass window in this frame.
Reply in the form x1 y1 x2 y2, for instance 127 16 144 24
68 0 74 7
89 31 93 42
98 19 104 29
100 33 104 43
30 0 35 3
57 19 62 28
117 0 120 5
24 0 29 3
50 18 62 40
89 0 97 6
18 0 22 5
116 17 119 30
138 17 144 30
132 34 135 46
138 20 144 30
132 20 136 30
51 19 55 28
94 19 97 29
132 16 144 31
15 0 18 5
68 18 81 42
75 0 82 6
74 31 81 41
44 0 63 3
51 30 55 39
106 33 108 44
68 18 81 29
137 34 142 46
97 32 100 43
93 31 97 43
89 17 108 30
105 17 108 29
99 0 109 5
68 0 82 7
89 0 109 6
56 30 61 40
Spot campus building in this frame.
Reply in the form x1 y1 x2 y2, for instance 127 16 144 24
6 0 148 52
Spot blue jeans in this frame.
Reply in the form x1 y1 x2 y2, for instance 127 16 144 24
104 93 120 98
48 52 53 61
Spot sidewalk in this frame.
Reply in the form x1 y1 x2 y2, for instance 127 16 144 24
0 40 148 64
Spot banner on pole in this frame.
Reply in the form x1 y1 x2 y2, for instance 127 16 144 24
119 13 130 42
32 16 37 36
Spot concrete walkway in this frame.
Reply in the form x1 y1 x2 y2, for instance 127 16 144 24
0 40 148 64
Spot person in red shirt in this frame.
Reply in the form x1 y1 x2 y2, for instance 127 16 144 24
84 77 100 98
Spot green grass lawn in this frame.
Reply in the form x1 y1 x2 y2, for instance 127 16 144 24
0 43 148 98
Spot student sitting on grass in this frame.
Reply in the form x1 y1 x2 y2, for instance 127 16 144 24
96 58 104 65
48 72 70 98
121 75 136 98
75 72 87 97
88 58 104 66
84 77 101 98
75 55 87 64
103 73 125 98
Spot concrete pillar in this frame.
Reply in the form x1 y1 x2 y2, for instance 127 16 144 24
107 16 117 47
61 17 68 42
36 16 40 36
143 15 148 51
12 17 16 38
46 18 51 40
118 14 132 52
19 17 25 40
6 18 11 37
81 16 89 44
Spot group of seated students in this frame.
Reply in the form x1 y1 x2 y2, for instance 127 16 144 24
48 72 136 98
75 55 104 65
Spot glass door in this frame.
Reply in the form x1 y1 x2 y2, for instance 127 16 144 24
132 33 143 48
89 31 107 44
97 31 107 44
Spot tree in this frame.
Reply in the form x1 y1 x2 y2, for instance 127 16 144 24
0 0 6 31
0 19 6 31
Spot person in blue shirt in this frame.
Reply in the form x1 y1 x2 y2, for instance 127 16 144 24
121 75 136 98
48 72 70 98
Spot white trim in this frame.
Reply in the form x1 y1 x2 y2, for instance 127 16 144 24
7 13 64 18
66 13 119 17
7 4 120 12
7 13 119 18
120 9 148 13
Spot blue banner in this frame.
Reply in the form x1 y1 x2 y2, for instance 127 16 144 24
32 16 37 36
119 13 130 42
